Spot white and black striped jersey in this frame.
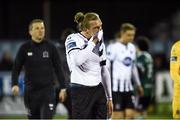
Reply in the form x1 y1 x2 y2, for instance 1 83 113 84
65 33 106 86
107 41 140 92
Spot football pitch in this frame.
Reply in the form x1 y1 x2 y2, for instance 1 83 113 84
0 103 172 119
0 114 172 120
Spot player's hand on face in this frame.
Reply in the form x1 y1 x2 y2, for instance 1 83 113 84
107 99 113 118
91 30 103 45
96 29 103 41
94 30 103 41
12 85 19 96
59 89 67 102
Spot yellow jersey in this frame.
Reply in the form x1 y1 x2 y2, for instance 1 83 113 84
170 41 180 97
170 41 180 118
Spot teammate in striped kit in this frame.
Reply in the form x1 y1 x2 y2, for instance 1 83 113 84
107 23 143 119
65 12 113 119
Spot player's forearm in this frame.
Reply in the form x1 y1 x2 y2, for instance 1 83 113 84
106 60 111 72
101 66 112 100
70 41 95 66
132 64 141 86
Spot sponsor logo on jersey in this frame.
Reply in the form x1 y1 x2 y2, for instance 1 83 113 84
122 57 132 66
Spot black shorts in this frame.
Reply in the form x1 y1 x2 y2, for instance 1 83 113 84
113 91 135 111
24 86 56 119
136 96 151 111
70 83 107 119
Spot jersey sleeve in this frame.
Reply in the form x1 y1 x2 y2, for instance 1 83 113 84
106 43 116 61
65 34 96 66
11 44 26 86
100 42 107 66
65 34 80 54
170 43 180 81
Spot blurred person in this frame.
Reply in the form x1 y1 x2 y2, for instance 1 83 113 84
65 12 113 119
170 39 180 119
0 51 13 101
151 22 173 104
106 23 143 119
0 51 13 71
55 28 75 119
11 19 66 119
135 36 154 119
150 21 171 64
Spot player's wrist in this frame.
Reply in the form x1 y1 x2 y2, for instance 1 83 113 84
97 30 103 41
88 40 96 46
92 38 99 45
107 97 112 101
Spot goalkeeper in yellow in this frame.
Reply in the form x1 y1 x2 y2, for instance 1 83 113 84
170 40 180 119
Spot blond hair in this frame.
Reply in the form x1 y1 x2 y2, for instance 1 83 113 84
74 12 100 31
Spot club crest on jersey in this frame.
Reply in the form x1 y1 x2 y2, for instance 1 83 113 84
43 51 49 58
170 56 177 61
123 57 132 66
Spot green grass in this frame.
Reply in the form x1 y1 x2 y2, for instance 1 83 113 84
146 102 172 119
147 113 172 119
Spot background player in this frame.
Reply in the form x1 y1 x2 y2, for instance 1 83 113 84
135 36 154 119
107 23 144 119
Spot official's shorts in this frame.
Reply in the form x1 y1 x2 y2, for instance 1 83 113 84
113 91 135 111
24 86 56 119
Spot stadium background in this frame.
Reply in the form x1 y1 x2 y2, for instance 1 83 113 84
0 0 179 119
